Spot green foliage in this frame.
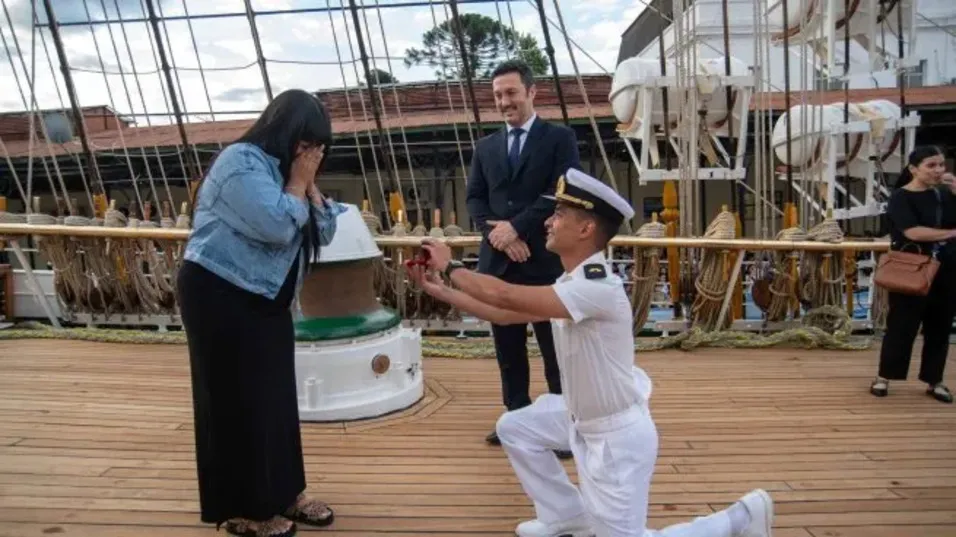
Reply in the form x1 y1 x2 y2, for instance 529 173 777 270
404 13 549 80
366 68 398 85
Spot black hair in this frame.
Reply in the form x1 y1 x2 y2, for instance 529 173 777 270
194 89 334 271
894 145 944 188
564 204 619 249
491 59 535 89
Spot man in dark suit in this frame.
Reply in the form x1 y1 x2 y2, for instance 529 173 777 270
466 60 581 452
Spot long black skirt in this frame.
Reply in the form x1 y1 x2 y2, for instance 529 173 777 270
177 260 306 524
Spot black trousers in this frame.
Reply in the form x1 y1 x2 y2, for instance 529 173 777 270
490 265 562 411
878 263 956 385
178 261 306 524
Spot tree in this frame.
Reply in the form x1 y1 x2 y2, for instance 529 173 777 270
366 68 398 86
404 13 548 81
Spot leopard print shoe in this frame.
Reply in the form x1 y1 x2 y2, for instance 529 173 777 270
283 493 335 527
218 515 296 537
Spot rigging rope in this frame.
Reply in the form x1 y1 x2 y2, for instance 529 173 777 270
548 0 625 231
324 0 388 228
1 0 74 214
337 0 395 227
629 216 667 332
31 6 99 208
689 209 737 331
366 0 424 219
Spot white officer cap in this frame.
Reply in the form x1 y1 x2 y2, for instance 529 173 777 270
544 168 635 226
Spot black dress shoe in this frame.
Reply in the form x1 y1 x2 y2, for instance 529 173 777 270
485 430 501 445
928 384 953 404
554 449 573 460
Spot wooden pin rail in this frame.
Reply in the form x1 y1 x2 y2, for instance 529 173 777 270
0 223 891 253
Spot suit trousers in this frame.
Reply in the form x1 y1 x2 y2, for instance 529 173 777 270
878 265 955 385
496 393 737 537
491 264 561 411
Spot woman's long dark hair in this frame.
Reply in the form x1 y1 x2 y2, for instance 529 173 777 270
193 89 334 272
894 145 944 188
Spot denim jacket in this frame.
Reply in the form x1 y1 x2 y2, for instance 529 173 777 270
183 142 347 299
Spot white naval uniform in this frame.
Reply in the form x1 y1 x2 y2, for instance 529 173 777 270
496 252 737 537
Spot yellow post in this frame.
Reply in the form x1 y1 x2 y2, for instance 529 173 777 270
782 201 800 317
783 201 798 229
660 180 681 316
93 193 107 219
389 191 405 224
188 179 201 209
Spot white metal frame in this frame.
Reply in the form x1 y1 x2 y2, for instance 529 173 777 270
618 74 755 183
776 110 920 220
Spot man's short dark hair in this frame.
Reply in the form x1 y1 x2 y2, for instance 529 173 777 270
564 204 620 248
591 213 620 248
492 60 535 89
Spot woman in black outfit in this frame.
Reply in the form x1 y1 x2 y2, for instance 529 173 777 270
871 145 956 403
177 89 343 537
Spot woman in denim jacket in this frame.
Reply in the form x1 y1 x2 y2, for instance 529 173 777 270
177 89 346 537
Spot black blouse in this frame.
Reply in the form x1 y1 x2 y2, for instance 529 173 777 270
886 186 956 263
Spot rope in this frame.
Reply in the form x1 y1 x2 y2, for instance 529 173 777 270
549 0 626 230
79 0 139 194
689 209 737 331
166 0 223 152
31 7 97 209
630 217 667 331
367 0 424 219
0 305 873 352
330 0 391 228
800 217 845 309
1 0 72 213
753 226 807 322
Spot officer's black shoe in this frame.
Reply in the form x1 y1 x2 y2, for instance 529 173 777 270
485 430 501 445
554 449 573 460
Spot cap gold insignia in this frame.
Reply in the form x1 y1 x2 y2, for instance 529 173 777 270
553 175 594 209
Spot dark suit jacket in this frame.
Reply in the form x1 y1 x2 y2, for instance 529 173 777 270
465 116 581 283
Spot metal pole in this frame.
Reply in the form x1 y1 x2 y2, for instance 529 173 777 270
346 0 398 192
242 0 273 102
448 0 484 138
143 0 200 180
720 0 735 209
781 0 794 203
533 0 568 125
41 0 104 197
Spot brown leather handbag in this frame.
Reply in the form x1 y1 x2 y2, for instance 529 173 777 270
873 188 944 296
873 245 940 296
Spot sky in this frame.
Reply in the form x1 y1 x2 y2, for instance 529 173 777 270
0 0 644 127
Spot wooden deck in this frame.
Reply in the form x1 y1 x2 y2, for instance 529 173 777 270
0 339 955 537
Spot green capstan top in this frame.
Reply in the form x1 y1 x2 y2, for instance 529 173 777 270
294 307 402 341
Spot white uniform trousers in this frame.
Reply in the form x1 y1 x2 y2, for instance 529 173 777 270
497 393 735 537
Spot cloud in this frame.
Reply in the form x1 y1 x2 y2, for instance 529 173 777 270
0 0 635 124
216 86 266 103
